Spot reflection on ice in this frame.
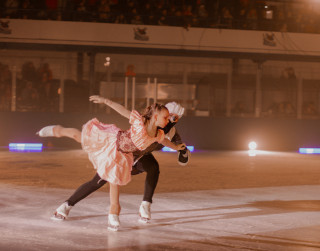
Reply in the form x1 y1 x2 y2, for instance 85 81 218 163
248 149 256 156
0 150 320 250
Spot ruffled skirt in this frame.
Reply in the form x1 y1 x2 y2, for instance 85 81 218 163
81 118 132 186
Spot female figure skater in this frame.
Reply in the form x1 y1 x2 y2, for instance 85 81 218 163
37 95 186 231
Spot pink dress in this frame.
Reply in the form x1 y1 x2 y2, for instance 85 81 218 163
81 110 165 186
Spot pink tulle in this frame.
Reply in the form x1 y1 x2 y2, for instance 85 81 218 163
81 111 165 186
81 118 132 186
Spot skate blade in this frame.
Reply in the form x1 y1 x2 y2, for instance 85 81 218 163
178 161 188 166
50 212 66 221
108 225 119 231
51 215 65 221
139 217 150 224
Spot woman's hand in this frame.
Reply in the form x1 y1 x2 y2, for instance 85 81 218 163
175 143 186 151
89 95 111 105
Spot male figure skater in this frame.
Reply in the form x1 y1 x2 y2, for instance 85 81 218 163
50 102 190 223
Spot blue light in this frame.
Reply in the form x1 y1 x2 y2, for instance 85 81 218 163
162 147 175 152
9 143 43 152
299 148 320 154
186 146 194 152
162 146 194 152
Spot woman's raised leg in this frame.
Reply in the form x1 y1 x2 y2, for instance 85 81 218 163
37 125 81 143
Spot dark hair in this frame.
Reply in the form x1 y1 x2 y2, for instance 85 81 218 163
142 103 168 123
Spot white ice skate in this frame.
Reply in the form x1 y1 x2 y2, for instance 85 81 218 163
139 201 151 223
51 202 72 221
108 214 120 231
37 125 56 137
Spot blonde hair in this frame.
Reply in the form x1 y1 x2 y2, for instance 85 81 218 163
142 103 168 123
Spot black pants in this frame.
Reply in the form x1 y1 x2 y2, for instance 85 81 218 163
67 154 160 206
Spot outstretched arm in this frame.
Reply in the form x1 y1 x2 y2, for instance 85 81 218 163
161 138 186 151
89 95 131 119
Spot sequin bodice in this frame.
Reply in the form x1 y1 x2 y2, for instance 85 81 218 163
117 130 139 153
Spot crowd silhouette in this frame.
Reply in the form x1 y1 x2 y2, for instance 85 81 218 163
1 0 320 34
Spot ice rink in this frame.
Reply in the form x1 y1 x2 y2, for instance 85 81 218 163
1 149 320 250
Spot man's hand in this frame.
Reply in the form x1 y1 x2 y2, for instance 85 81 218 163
176 143 186 151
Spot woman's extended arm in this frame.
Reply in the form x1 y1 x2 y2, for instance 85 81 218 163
89 95 131 119
161 138 186 151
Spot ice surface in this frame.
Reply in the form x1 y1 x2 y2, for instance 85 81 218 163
0 150 320 250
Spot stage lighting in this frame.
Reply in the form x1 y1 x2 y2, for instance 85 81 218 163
104 57 111 67
9 143 43 152
162 146 194 152
299 148 320 154
248 141 257 150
